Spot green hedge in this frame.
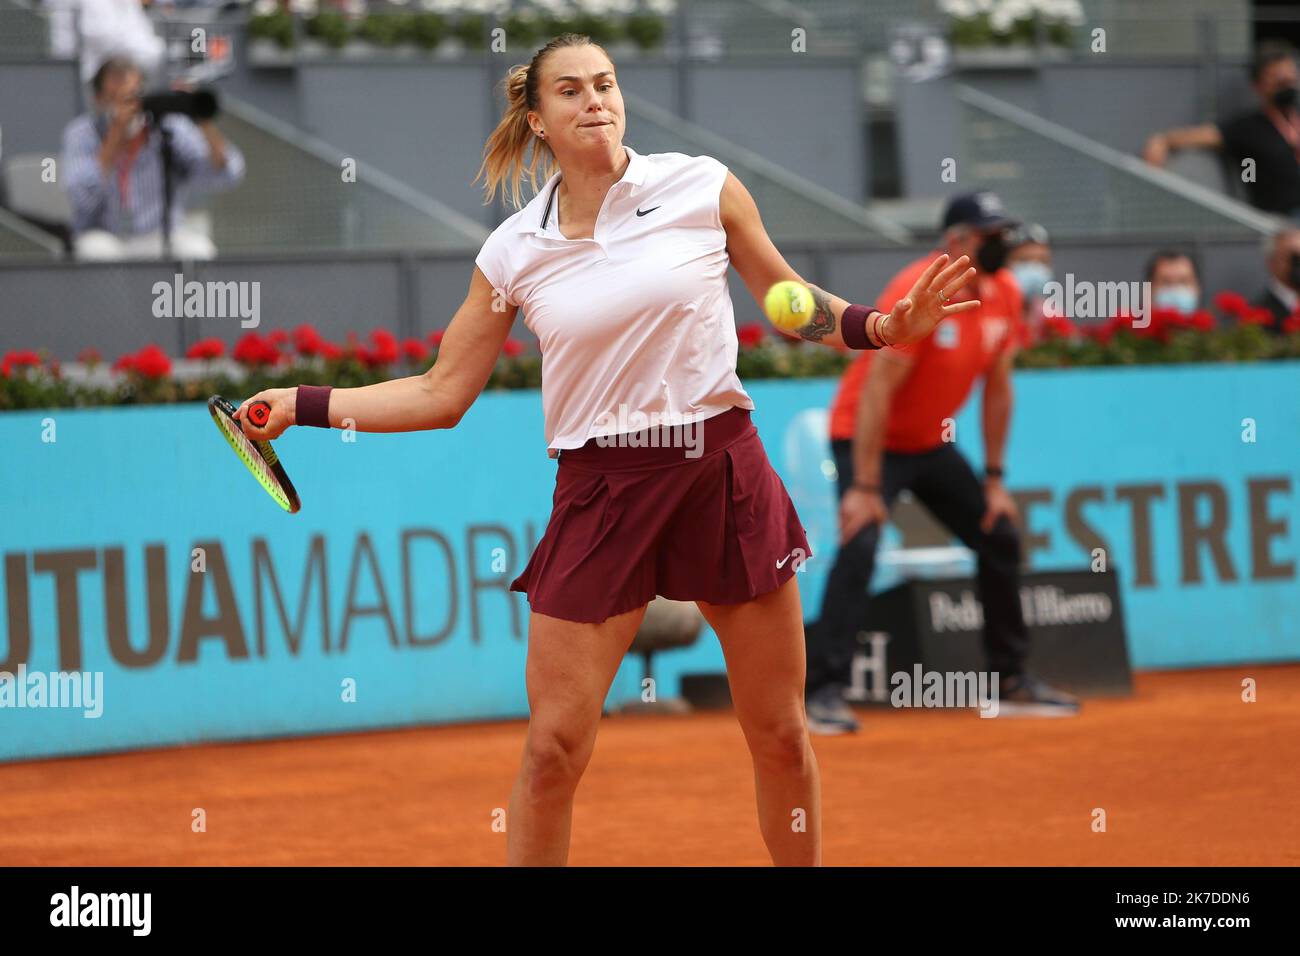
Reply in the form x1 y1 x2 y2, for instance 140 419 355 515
247 9 668 54
4 318 1300 413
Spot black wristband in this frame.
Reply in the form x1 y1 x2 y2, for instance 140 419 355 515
852 480 881 493
842 304 884 350
985 465 1005 479
296 384 334 429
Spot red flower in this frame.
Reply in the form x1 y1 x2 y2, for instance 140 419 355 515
737 323 766 348
319 341 343 361
1085 314 1128 345
1041 316 1078 340
133 344 172 379
366 329 399 366
346 329 400 368
1282 313 1300 334
185 338 225 360
77 347 102 366
1240 307 1275 327
1 349 41 378
401 338 430 363
233 332 281 367
427 330 446 348
1139 308 1181 341
1188 310 1216 332
1213 291 1248 318
267 329 289 346
500 338 524 357
111 353 135 373
293 323 324 357
337 332 369 366
343 331 362 360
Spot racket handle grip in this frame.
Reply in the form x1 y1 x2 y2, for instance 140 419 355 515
246 400 272 428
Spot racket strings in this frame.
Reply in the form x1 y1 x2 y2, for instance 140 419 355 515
215 413 292 510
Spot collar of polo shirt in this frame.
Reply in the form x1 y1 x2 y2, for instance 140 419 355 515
518 145 649 236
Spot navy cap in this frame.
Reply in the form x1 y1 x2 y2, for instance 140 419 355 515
941 191 1019 231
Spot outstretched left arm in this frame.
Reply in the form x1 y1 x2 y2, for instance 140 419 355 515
719 171 976 348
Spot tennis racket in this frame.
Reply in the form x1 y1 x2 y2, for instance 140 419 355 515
207 395 301 513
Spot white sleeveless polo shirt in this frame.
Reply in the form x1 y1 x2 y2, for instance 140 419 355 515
474 145 755 458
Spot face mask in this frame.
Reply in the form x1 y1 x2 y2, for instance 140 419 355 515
1273 85 1299 110
1009 261 1052 298
1153 285 1198 315
976 233 1008 273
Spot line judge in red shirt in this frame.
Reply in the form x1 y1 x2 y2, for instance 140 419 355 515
805 192 1080 734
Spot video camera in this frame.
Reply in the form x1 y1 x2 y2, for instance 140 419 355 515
140 88 220 123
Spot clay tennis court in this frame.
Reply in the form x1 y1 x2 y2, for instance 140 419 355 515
2 664 1296 866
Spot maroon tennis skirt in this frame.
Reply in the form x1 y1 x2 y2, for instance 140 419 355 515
510 406 812 624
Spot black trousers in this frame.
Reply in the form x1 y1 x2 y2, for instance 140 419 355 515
806 440 1031 693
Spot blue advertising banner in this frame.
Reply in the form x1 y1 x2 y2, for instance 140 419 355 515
2 363 1298 761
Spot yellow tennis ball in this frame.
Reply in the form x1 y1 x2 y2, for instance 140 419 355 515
764 281 815 331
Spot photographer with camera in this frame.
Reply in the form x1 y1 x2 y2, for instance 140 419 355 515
61 57 245 261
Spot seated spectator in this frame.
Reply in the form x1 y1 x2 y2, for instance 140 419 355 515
1146 248 1203 315
1004 222 1055 335
61 57 245 261
1143 40 1300 218
1253 227 1300 332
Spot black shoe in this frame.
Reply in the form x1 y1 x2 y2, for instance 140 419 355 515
993 674 1080 718
806 683 861 735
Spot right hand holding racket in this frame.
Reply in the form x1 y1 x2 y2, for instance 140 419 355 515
234 387 296 440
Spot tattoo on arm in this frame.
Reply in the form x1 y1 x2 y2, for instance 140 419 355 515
799 285 837 342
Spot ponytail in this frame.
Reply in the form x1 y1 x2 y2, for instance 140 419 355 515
475 33 606 210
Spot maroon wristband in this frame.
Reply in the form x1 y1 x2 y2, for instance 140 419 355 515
842 304 883 350
295 384 333 429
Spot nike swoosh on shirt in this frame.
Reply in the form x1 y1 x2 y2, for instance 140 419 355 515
776 552 793 569
635 206 661 217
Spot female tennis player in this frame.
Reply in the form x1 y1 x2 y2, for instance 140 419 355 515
237 34 976 866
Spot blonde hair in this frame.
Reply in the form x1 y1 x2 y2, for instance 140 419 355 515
475 33 610 211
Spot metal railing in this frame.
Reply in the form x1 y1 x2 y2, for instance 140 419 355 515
1064 0 1252 59
624 90 910 244
0 206 60 258
670 0 875 58
955 84 1279 240
200 95 490 253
